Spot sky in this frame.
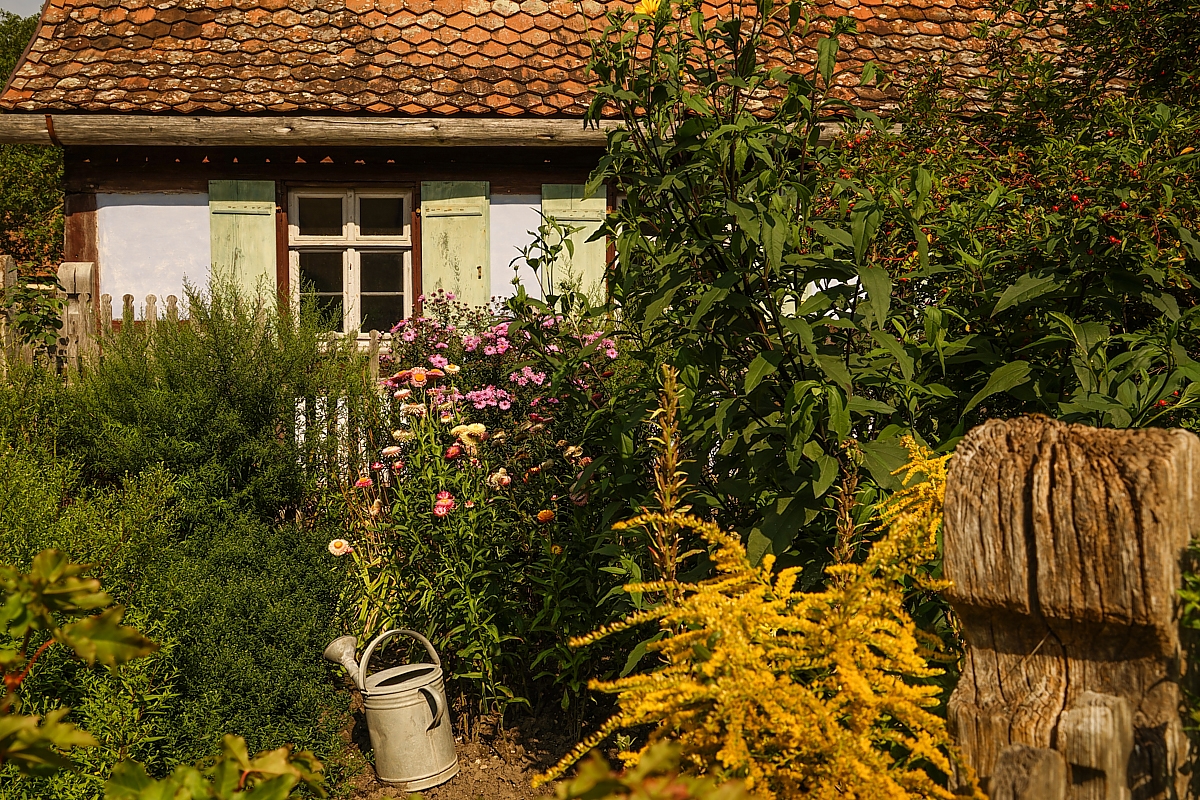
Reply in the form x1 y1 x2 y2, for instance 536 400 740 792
1 0 42 17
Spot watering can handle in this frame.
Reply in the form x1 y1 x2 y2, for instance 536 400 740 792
358 629 442 683
420 686 446 730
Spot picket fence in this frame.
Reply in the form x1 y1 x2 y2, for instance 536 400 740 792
2 255 385 380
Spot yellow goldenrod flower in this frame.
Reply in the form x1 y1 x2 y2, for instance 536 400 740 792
535 432 982 800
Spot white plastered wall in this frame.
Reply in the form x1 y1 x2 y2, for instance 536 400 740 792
489 194 543 302
97 193 211 314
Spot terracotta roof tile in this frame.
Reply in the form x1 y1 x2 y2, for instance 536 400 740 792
1 0 1013 116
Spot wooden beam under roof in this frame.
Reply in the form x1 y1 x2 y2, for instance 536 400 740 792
0 114 856 147
0 115 621 147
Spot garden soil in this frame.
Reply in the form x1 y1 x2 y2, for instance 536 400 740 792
343 692 604 800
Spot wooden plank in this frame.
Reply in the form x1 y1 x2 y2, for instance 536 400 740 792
412 182 423 315
275 181 289 307
64 193 98 290
2 115 863 148
420 181 490 308
209 180 277 301
542 183 607 298
0 115 621 147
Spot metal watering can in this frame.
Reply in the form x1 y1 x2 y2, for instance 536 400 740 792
324 629 459 790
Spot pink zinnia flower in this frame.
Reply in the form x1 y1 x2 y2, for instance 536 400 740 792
430 354 449 368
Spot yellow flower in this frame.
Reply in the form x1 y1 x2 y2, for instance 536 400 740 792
537 509 555 523
534 433 981 800
634 0 661 14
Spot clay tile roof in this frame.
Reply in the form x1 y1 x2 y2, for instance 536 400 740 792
0 0 1000 115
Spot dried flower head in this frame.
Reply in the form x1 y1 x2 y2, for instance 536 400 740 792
327 539 353 556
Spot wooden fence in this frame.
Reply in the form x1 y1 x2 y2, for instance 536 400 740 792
1 256 100 376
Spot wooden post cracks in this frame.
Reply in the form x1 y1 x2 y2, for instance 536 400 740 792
944 417 1200 800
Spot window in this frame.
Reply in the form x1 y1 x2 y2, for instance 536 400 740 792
288 189 412 335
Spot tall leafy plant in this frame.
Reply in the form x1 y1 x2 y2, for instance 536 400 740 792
517 0 927 570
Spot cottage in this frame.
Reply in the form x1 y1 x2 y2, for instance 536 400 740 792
0 0 995 334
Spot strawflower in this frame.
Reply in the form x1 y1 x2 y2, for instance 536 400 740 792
537 509 555 523
328 539 353 556
354 476 373 489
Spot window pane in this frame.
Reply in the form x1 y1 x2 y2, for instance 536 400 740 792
297 197 343 236
299 251 343 293
360 295 404 333
359 197 406 237
361 251 404 292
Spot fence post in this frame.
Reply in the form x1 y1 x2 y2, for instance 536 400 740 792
943 417 1200 800
1 255 14 372
145 294 157 328
166 295 178 324
122 294 134 326
101 294 113 334
368 329 381 384
57 262 97 375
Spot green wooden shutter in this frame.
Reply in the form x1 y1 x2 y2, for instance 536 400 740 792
541 184 607 298
420 181 490 308
209 180 276 299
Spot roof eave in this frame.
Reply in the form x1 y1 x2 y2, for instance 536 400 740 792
0 114 618 147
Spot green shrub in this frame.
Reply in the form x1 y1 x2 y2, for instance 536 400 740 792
0 287 367 795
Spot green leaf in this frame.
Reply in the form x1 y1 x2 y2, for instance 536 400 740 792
60 607 158 668
104 761 157 800
991 273 1061 316
964 361 1032 414
848 396 896 415
744 351 782 393
813 453 839 499
826 387 850 439
868 329 913 380
817 36 839 86
860 440 909 491
620 633 664 678
856 264 891 328
813 355 852 392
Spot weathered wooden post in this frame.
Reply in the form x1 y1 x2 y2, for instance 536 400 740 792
122 294 135 326
101 293 113 334
165 295 179 324
0 255 15 372
57 262 97 373
145 294 158 327
944 417 1200 799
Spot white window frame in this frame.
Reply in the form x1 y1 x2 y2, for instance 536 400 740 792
288 189 413 337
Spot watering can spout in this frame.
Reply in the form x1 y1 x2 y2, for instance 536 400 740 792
323 635 364 689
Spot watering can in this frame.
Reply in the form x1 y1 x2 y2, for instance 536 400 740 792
324 629 459 790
